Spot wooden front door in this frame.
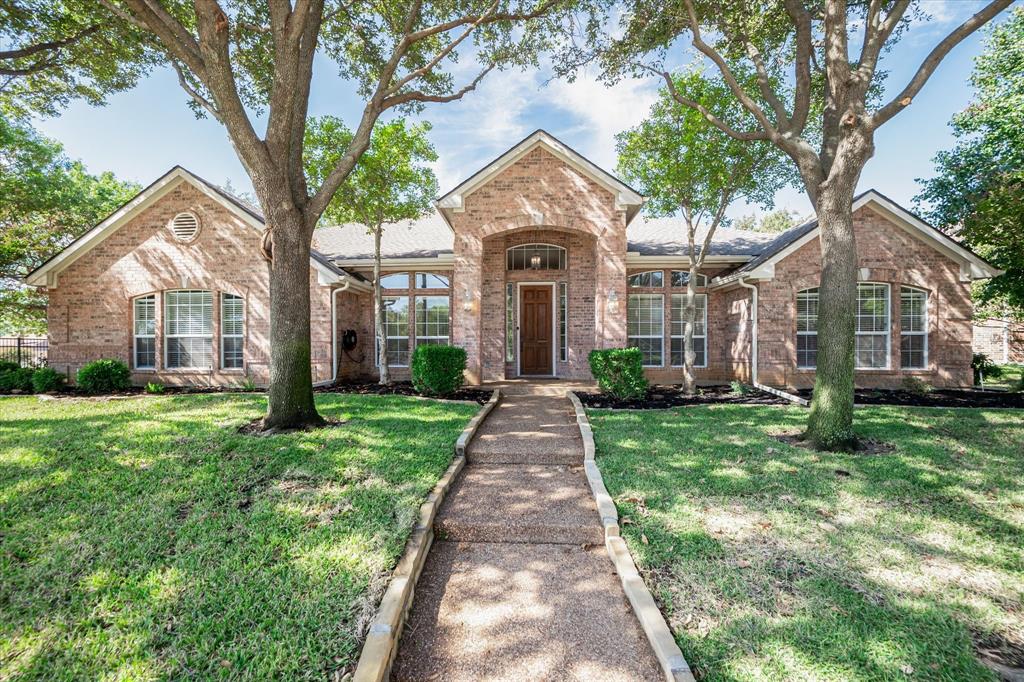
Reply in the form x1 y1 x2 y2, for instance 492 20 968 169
520 285 553 375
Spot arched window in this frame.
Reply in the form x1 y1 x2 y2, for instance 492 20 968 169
900 286 928 369
506 244 566 270
165 290 213 369
627 270 664 288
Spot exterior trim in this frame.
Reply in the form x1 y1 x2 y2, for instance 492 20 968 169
26 166 351 288
436 130 644 219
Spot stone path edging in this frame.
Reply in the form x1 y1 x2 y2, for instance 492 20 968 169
568 392 696 682
352 389 501 682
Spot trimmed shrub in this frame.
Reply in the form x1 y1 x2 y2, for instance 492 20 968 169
588 348 649 401
901 376 933 395
0 360 20 373
77 359 131 394
0 366 35 393
730 380 753 395
411 345 466 396
31 367 65 393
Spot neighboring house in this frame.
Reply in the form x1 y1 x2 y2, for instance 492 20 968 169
27 130 1000 390
973 318 1024 364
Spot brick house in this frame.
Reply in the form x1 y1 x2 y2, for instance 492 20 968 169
27 130 1000 390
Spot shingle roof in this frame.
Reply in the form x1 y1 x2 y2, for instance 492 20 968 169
312 211 454 261
626 215 792 257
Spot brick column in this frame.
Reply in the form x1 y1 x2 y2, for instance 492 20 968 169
453 232 483 384
595 215 628 349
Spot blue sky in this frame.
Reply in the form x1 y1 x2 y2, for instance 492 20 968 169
32 1 1005 221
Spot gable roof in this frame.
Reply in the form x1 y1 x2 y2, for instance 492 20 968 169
435 129 645 225
25 166 358 288
711 189 1001 286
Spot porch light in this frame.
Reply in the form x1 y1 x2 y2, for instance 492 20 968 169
529 250 542 269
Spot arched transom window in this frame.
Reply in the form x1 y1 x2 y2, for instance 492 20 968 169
506 244 566 271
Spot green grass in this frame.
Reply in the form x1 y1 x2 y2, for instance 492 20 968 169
0 393 478 680
982 363 1023 391
589 404 1024 682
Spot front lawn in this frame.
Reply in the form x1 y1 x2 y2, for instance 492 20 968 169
0 393 477 680
982 363 1024 391
589 404 1024 681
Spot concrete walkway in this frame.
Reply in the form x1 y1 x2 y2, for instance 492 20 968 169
391 382 661 681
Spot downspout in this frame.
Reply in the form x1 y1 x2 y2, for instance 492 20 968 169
331 277 353 383
739 276 809 406
738 278 758 385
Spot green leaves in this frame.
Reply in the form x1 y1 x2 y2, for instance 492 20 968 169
0 114 138 332
304 117 438 230
917 8 1024 314
615 71 791 223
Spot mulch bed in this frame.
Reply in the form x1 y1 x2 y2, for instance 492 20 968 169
4 385 260 398
318 380 492 404
576 384 790 409
797 387 1024 409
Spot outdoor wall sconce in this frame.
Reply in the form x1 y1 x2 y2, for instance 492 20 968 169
607 289 619 314
529 250 542 269
462 289 474 312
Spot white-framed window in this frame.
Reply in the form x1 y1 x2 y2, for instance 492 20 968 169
670 271 708 288
671 294 707 367
796 288 818 369
221 293 244 369
628 270 663 288
379 296 410 366
558 282 568 363
164 290 213 369
415 296 450 347
856 283 890 369
628 293 664 367
506 243 566 270
379 272 410 289
505 283 515 362
900 286 928 369
414 273 449 289
133 294 156 369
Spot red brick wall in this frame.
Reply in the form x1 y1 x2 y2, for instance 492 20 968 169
757 205 974 389
44 181 335 387
448 145 628 382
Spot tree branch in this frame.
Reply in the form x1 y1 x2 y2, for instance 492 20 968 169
680 0 780 140
0 24 99 62
171 60 221 120
381 63 494 111
855 0 910 89
645 65 769 142
782 0 813 135
870 0 1013 128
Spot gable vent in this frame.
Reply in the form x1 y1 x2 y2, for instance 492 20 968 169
170 212 200 242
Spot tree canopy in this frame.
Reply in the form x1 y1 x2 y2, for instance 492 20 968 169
305 117 438 229
0 114 138 333
917 7 1024 318
0 1 156 118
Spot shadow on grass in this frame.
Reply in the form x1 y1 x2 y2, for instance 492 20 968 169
590 404 1023 682
0 393 477 680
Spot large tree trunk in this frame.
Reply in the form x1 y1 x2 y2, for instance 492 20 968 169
682 263 699 395
373 226 390 385
264 210 324 429
805 180 859 450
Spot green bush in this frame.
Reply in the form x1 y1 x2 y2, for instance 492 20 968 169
77 359 131 394
730 380 753 395
145 382 165 394
411 345 466 396
588 348 649 401
31 367 65 393
901 376 933 395
0 366 35 393
0 360 20 373
972 353 1003 385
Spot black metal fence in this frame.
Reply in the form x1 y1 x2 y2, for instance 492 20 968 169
0 337 48 367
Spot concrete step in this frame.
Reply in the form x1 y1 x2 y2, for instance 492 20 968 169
436 464 602 545
392 541 663 681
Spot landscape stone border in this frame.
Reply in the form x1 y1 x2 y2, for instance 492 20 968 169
352 389 501 682
568 391 696 682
